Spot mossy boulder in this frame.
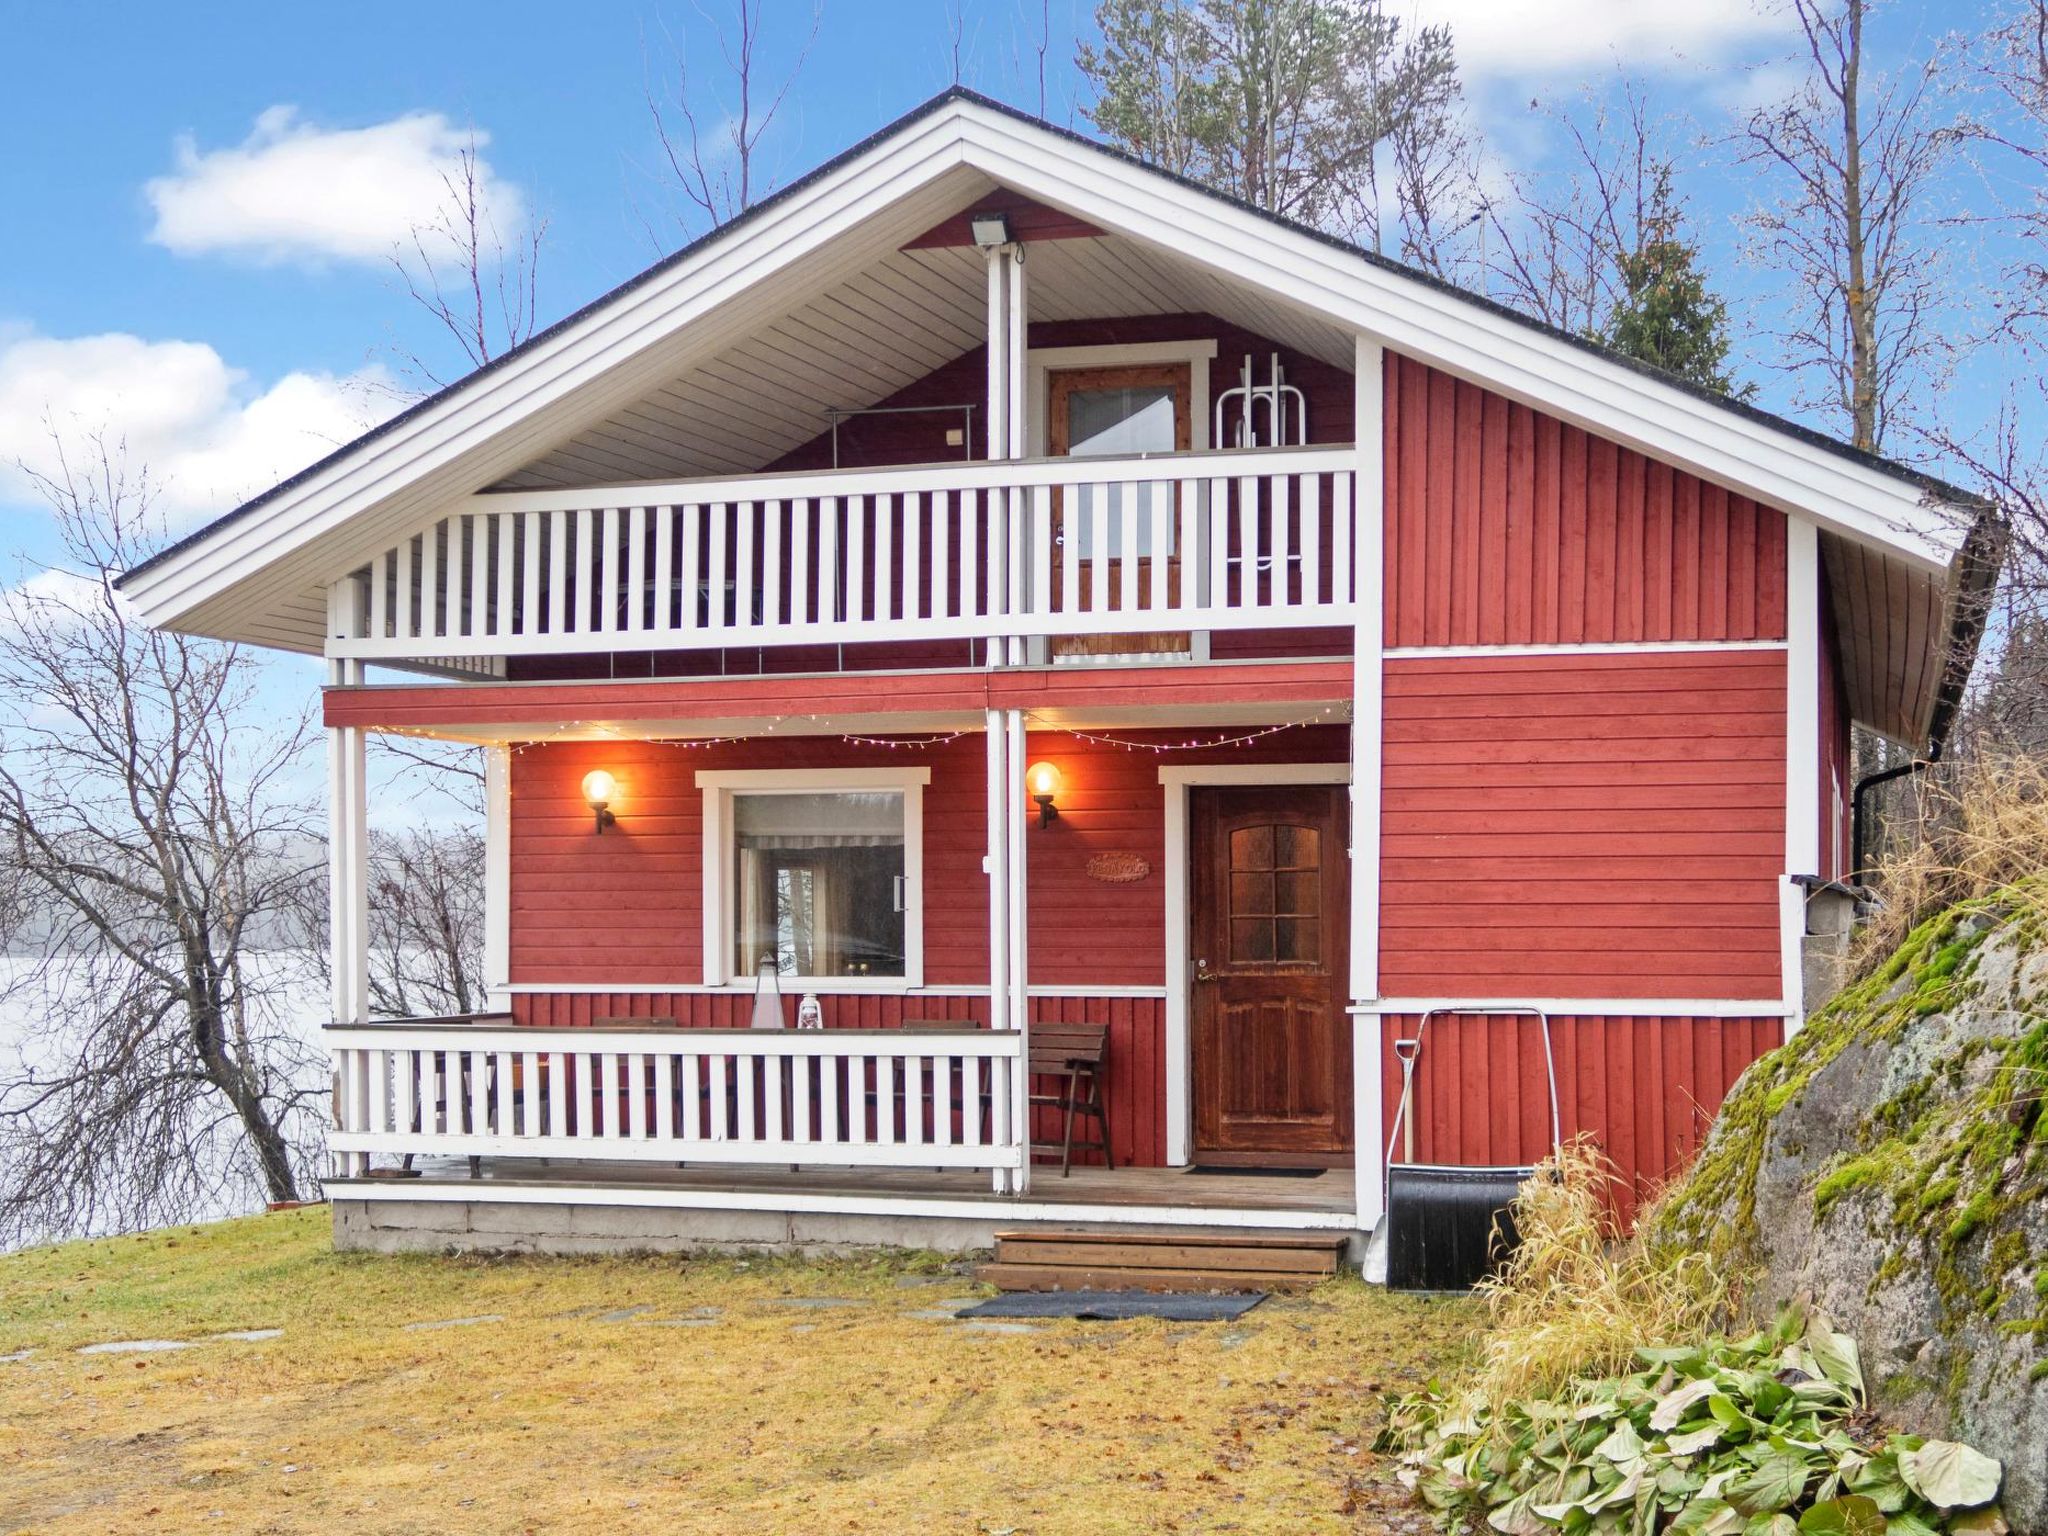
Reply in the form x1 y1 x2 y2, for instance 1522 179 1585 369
1649 886 2048 1532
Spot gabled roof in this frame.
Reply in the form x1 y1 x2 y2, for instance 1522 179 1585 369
118 88 1992 742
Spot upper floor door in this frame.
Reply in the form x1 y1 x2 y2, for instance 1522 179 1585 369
1046 363 1193 659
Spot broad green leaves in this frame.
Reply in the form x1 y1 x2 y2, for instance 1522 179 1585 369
1381 1309 2003 1536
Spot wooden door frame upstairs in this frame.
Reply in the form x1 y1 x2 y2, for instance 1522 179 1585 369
1158 762 1351 1168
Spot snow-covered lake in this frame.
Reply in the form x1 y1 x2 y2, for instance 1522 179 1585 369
0 953 332 1251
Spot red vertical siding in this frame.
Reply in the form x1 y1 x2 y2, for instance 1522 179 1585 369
1378 1012 1783 1222
1381 352 1788 647
1381 649 1788 999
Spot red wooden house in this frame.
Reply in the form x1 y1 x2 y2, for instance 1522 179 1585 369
122 91 1993 1264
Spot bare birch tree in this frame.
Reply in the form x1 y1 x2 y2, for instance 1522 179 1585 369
389 137 545 392
1733 0 1965 453
0 438 326 1243
648 0 822 237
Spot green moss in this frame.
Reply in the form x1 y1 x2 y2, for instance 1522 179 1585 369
1646 879 2048 1370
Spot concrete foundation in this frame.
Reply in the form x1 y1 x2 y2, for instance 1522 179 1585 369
333 1197 1368 1263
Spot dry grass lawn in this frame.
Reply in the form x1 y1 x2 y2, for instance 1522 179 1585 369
0 1207 1476 1535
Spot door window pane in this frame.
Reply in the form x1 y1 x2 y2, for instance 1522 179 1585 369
1225 820 1321 968
1062 382 1179 558
733 791 905 978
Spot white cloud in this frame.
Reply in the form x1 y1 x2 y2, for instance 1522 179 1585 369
0 331 396 524
1402 0 1792 76
145 106 524 267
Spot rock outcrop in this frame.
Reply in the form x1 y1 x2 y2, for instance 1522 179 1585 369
1651 892 2048 1533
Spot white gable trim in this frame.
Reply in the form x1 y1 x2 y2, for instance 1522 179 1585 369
123 94 1965 641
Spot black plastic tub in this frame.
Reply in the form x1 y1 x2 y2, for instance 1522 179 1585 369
1384 1163 1529 1293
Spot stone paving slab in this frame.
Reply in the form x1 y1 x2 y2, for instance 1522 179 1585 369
402 1315 505 1332
78 1339 196 1355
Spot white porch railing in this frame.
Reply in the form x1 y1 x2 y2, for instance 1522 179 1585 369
328 446 1356 659
328 1021 1027 1191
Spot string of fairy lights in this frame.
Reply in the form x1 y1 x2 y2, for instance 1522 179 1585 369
368 702 1347 758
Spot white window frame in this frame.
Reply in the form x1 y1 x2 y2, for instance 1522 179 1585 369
697 766 929 991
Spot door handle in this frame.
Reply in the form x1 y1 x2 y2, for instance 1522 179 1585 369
1195 960 1218 982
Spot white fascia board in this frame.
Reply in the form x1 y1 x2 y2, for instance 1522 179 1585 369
946 107 1964 573
121 117 984 631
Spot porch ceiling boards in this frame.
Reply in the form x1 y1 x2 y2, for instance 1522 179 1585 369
491 208 1358 492
321 658 1355 743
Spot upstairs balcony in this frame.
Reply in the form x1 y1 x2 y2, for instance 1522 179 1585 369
325 445 1360 672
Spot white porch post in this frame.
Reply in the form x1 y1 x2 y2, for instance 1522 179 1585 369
325 579 372 1177
984 707 1015 1193
483 744 512 1013
1350 335 1387 1234
1004 706 1032 1194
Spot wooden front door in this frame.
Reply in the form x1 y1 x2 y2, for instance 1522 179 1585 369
1190 784 1352 1163
1047 363 1192 657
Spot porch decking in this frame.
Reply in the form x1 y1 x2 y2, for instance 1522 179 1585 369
329 1159 1363 1257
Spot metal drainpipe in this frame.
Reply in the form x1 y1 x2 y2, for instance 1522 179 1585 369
1851 747 1941 879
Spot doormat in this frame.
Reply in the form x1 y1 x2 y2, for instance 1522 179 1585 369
1187 1165 1326 1178
956 1290 1266 1322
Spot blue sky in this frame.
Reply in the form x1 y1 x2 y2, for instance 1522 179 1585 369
0 1 2016 674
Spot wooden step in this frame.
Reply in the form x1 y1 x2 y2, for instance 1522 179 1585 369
976 1228 1349 1294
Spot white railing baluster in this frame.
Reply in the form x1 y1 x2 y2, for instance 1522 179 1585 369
1089 492 1110 616
761 499 784 629
734 500 756 632
370 549 391 640
1238 475 1261 609
572 510 596 633
653 504 675 634
468 514 493 638
710 500 729 628
679 503 703 633
1300 473 1322 607
494 514 517 637
1060 489 1081 621
1333 470 1354 604
626 506 648 634
547 511 568 635
845 494 867 624
598 508 621 634
791 498 811 626
1272 473 1292 608
959 493 979 620
1118 489 1140 615
875 492 896 623
818 498 840 624
1030 484 1053 619
394 538 414 642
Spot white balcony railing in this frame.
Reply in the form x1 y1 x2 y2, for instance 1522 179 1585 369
328 1021 1028 1190
328 446 1356 660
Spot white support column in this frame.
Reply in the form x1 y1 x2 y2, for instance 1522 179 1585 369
483 745 512 1012
1350 334 1388 1233
1783 515 1821 1036
983 708 1014 1193
1003 706 1032 1195
1005 246 1030 665
325 641 370 1178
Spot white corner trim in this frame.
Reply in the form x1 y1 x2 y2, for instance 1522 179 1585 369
1157 761 1352 1166
1024 339 1218 457
1351 333 1385 1230
483 745 512 1010
1783 517 1820 1037
696 765 930 989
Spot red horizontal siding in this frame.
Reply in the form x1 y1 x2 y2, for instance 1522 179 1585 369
506 723 1351 990
1382 351 1788 647
1379 1011 1783 1222
1380 650 1787 999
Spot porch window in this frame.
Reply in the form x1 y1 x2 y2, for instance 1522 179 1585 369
733 791 906 979
699 767 928 989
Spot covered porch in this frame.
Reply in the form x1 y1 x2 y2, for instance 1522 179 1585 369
322 664 1377 1245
